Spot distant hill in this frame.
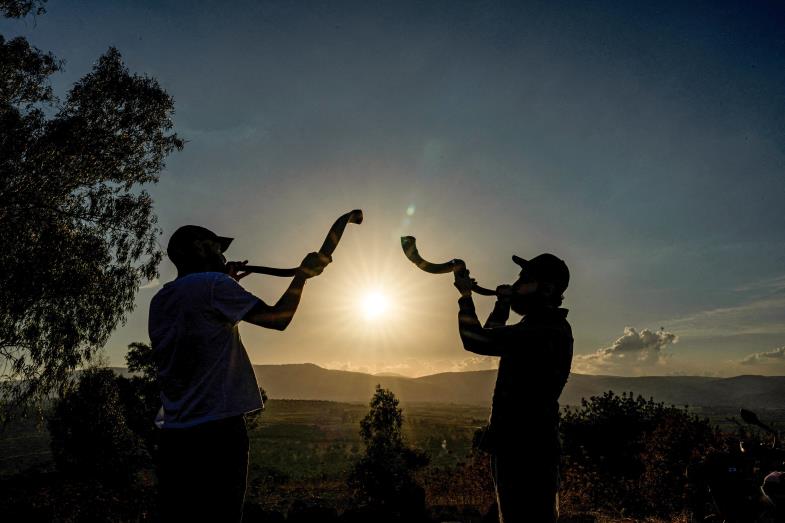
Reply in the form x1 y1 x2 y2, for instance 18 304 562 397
252 364 785 409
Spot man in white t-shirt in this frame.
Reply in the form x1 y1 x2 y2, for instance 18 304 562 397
149 224 330 522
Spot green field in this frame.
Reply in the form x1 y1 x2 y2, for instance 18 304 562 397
5 400 785 480
0 400 490 479
239 400 492 513
246 400 490 478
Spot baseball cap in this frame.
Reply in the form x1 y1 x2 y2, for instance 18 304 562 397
512 253 570 293
167 225 233 266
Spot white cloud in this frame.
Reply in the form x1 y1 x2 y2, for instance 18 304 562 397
451 356 499 373
321 356 499 377
321 361 373 374
740 346 785 366
140 278 160 290
660 295 785 338
574 327 678 375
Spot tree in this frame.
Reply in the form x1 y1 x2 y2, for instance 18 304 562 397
45 361 161 521
0 0 47 18
118 342 160 450
125 340 157 380
0 6 183 417
47 367 143 484
47 343 159 487
349 385 429 521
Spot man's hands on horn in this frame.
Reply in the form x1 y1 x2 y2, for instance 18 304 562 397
226 260 251 281
495 284 513 304
298 252 332 278
453 270 476 298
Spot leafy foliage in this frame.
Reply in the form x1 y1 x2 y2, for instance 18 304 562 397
119 342 160 450
47 367 144 484
125 340 157 379
419 451 495 510
349 385 430 520
42 343 161 519
0 0 46 18
559 391 720 518
0 10 182 416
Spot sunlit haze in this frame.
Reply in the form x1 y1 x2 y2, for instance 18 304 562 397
5 1 783 378
361 291 389 321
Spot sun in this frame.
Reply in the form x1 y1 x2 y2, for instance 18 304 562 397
361 291 389 320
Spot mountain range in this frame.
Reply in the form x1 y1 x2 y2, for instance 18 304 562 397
252 364 785 409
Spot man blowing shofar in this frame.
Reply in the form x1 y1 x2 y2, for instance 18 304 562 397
148 225 331 522
453 253 573 523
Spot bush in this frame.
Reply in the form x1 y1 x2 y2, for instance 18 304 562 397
118 342 160 452
420 451 495 510
349 385 430 521
560 391 719 518
47 367 145 485
43 343 162 520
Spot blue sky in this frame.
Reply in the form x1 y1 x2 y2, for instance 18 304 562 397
5 0 785 376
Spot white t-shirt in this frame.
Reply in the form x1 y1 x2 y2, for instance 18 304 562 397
149 272 263 428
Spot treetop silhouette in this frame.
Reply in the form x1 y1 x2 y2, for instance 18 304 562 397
0 4 182 417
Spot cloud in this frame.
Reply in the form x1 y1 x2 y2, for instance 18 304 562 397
140 278 160 290
321 361 373 374
574 327 678 375
658 274 785 338
660 295 785 338
177 123 265 144
451 356 499 373
740 346 785 366
733 275 785 293
321 356 499 377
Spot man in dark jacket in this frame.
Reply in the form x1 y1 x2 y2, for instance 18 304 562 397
454 253 573 523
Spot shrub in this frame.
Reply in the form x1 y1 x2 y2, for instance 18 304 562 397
349 385 430 521
560 391 719 518
47 367 144 485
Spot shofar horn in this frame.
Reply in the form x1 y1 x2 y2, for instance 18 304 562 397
400 236 497 296
243 210 363 276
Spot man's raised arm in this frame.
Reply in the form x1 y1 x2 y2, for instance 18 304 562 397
455 274 549 356
457 294 515 356
455 271 512 356
243 252 330 331
483 285 512 328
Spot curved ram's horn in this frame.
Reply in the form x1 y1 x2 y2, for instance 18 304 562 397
242 209 363 277
400 236 497 296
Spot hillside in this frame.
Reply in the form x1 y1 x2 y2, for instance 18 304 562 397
252 364 785 408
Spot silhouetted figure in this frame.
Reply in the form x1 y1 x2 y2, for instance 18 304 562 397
454 254 573 523
149 225 331 522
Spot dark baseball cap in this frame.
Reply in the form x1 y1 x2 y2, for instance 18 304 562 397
512 253 570 292
167 225 233 266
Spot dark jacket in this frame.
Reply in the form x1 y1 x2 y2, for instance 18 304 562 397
458 296 573 448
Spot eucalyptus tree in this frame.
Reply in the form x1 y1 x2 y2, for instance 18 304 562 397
1 3 183 417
